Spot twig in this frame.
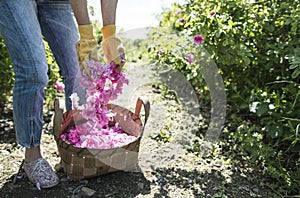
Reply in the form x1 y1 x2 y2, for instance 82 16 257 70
71 184 84 198
105 191 118 197
266 184 284 198
12 159 24 184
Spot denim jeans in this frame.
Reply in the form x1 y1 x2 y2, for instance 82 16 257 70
0 0 79 148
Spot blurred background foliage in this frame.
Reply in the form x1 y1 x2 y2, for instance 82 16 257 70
0 36 14 110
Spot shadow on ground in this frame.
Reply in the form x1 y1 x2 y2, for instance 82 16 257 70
0 170 151 198
151 167 275 198
0 109 16 144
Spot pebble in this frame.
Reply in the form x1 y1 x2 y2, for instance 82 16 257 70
253 188 259 193
60 177 69 182
81 187 96 197
97 177 102 183
157 176 163 183
80 180 88 184
2 150 10 155
137 182 144 190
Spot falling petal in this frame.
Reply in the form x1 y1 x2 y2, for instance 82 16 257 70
17 173 25 179
36 182 41 190
175 9 182 14
162 185 168 191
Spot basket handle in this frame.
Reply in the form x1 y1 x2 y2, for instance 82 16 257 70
134 96 150 126
53 99 64 138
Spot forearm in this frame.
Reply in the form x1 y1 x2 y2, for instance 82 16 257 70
70 0 90 25
101 0 118 26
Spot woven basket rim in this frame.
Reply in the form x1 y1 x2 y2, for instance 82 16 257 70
55 133 142 151
54 103 144 151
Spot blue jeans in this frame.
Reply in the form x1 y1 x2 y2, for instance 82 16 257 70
0 0 79 148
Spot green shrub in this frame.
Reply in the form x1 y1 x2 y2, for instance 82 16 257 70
147 0 300 195
0 36 14 110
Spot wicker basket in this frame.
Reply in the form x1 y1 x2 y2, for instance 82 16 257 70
53 97 150 180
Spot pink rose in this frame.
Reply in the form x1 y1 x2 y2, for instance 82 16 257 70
186 53 195 64
175 9 182 15
53 81 64 92
194 34 204 44
210 10 216 17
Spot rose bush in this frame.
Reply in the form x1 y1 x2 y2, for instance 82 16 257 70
147 0 300 195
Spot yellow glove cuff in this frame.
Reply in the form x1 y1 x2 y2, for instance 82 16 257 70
101 25 116 39
78 24 95 40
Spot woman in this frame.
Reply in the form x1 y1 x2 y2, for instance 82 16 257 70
0 0 124 188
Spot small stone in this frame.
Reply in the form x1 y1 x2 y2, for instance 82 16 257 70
97 177 102 183
137 182 144 190
60 177 68 182
81 187 96 197
2 150 10 155
157 176 163 183
80 180 88 184
253 188 259 193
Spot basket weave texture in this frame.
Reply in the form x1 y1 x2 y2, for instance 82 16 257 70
53 97 150 180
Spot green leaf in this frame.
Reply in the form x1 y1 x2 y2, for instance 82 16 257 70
289 63 299 70
240 103 248 109
243 57 251 66
256 103 269 116
264 23 275 32
289 143 300 152
292 68 300 79
268 125 283 138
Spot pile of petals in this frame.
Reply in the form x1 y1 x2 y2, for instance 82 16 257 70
60 58 136 149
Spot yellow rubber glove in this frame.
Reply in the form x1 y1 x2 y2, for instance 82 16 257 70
101 25 125 67
76 24 98 76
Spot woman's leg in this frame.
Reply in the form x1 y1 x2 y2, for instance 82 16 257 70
0 0 61 188
0 0 48 151
38 0 80 111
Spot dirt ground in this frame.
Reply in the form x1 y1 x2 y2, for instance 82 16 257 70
0 63 278 198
